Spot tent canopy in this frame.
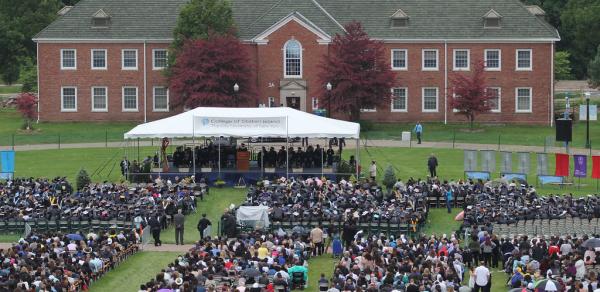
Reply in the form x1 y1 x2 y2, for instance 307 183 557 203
124 107 360 139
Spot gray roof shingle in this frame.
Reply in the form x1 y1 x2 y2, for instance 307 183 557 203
34 0 559 41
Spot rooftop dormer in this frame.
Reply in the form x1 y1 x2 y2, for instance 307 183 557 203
91 9 110 28
482 9 502 28
390 9 409 28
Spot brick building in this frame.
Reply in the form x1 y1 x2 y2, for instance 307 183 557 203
34 0 559 124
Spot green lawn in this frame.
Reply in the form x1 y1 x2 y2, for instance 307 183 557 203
421 209 462 236
0 108 135 146
0 85 21 94
89 251 178 292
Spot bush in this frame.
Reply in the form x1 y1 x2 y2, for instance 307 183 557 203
359 120 374 132
76 168 91 191
382 164 397 191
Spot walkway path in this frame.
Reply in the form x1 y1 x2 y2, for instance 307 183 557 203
1 138 598 155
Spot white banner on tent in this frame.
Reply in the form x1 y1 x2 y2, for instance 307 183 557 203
193 116 287 137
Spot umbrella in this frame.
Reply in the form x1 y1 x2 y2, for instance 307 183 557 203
582 238 600 249
454 211 465 221
66 234 84 241
535 279 558 291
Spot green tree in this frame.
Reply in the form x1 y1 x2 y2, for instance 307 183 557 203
171 0 235 52
20 58 38 92
588 45 600 88
76 168 91 191
555 51 574 80
561 0 600 78
382 165 397 191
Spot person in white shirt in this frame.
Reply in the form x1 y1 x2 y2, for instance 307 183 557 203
473 261 490 292
369 161 377 181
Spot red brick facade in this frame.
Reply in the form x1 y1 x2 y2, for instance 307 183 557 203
37 18 555 124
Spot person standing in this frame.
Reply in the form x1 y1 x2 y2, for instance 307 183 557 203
173 209 185 245
149 214 162 246
473 261 491 292
197 213 212 239
310 225 325 256
120 157 130 178
427 153 438 178
414 122 423 144
445 187 453 213
369 161 377 181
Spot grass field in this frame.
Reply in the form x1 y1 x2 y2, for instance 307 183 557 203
0 85 21 94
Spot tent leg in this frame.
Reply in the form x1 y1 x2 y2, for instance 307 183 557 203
321 140 324 178
356 138 359 179
260 137 264 180
218 139 221 178
286 116 289 179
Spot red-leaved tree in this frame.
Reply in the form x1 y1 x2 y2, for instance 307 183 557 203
318 21 396 121
169 33 256 108
449 60 495 129
15 92 37 130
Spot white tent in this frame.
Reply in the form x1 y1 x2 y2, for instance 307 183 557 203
236 205 270 229
124 107 360 139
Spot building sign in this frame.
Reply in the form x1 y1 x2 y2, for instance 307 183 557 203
193 116 287 137
579 104 598 121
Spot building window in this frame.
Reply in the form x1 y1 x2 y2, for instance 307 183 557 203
61 49 76 70
153 49 168 70
268 97 275 107
284 40 302 78
312 97 319 110
122 87 138 112
153 87 169 112
360 106 377 112
91 87 108 112
91 49 107 69
391 87 407 112
391 49 407 70
516 49 532 70
122 49 138 70
515 87 532 113
422 87 438 112
453 49 470 70
484 49 501 71
422 49 438 70
484 18 501 28
61 87 77 112
486 87 501 112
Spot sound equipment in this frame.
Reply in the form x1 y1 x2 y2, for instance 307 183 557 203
555 119 572 142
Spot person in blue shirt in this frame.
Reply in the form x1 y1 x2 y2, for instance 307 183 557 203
445 187 453 213
414 122 423 144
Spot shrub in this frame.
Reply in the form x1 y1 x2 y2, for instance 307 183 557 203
382 164 397 191
76 168 91 191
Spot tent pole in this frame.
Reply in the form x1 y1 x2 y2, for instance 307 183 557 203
218 138 221 178
321 139 324 178
286 116 289 179
192 120 196 177
356 138 359 179
260 137 264 180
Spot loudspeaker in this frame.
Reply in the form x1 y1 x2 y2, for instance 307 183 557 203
555 119 572 142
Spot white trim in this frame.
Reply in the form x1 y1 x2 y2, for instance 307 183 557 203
252 13 331 44
515 87 533 113
309 0 346 31
60 86 77 112
516 49 533 71
391 49 408 70
377 38 560 43
152 49 168 70
60 49 77 70
444 41 448 124
90 49 107 70
268 96 275 107
422 49 439 71
550 42 554 126
91 86 108 112
484 49 501 71
360 108 377 112
34 38 173 43
36 42 40 123
422 87 439 112
311 97 319 110
283 39 302 79
487 87 501 113
121 49 138 70
453 49 470 71
391 87 408 112
152 86 169 112
122 86 139 112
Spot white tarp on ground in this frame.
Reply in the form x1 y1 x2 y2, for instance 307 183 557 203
236 205 270 229
124 107 360 139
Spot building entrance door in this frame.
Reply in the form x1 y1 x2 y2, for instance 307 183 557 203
286 96 301 110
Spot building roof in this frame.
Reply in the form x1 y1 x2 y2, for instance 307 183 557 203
34 0 560 42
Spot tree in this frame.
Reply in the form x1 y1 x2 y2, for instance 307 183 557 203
448 60 495 129
15 92 37 130
318 21 396 121
555 51 574 80
560 0 600 78
588 45 600 88
382 164 397 192
171 0 235 52
168 34 256 108
76 168 91 191
20 58 38 92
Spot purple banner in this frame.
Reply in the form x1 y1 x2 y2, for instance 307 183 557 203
574 155 587 178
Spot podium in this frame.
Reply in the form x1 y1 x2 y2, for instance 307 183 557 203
236 151 250 171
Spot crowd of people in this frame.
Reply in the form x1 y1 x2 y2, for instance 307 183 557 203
0 229 139 291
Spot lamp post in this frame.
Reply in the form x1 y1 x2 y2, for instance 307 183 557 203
326 82 332 117
564 94 570 153
585 92 591 149
233 83 239 107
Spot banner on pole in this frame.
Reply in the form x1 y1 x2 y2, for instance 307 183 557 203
500 152 512 173
574 155 587 178
464 150 478 172
480 150 496 173
0 150 15 179
555 153 570 177
536 153 549 176
517 152 530 174
593 156 600 179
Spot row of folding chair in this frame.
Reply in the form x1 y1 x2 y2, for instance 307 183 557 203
0 219 136 235
493 217 600 237
427 195 466 208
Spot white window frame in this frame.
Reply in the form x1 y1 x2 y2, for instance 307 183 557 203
453 49 470 71
422 49 439 71
484 49 501 71
487 87 501 113
60 49 77 70
391 87 408 112
311 97 319 110
152 86 169 112
283 40 302 78
360 106 377 112
60 86 77 112
391 49 408 70
152 49 168 70
91 49 107 70
91 86 108 112
515 87 532 113
516 49 532 71
121 49 138 70
122 86 139 112
268 97 275 107
422 87 439 112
